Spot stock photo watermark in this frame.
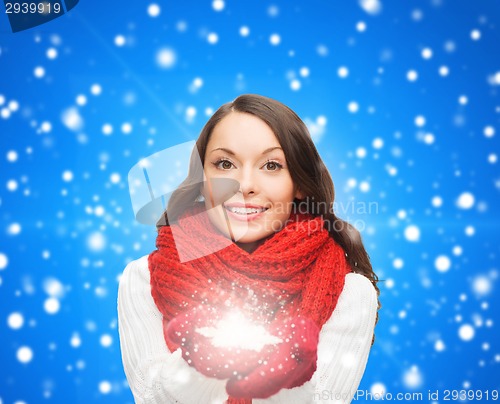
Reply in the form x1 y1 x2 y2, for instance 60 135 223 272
314 389 499 401
3 0 79 33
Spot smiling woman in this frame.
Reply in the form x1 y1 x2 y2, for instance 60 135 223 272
118 94 380 404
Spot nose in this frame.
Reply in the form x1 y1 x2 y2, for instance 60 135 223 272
237 167 257 196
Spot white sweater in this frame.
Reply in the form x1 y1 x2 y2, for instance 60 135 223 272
118 255 378 404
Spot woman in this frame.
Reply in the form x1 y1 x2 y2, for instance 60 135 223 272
118 94 379 403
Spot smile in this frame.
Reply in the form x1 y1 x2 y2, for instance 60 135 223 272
226 207 267 214
223 204 269 221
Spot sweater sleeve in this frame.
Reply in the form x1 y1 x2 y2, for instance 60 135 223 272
311 273 378 403
117 256 229 404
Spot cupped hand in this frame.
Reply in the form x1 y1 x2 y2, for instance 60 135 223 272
165 306 262 379
226 316 320 399
166 308 320 399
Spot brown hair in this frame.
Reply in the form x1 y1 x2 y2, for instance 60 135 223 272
158 94 380 344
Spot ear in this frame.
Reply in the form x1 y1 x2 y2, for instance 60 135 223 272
295 189 305 200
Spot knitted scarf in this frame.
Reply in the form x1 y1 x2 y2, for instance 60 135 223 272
149 203 351 403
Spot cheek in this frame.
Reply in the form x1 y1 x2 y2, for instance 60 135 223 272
265 176 295 199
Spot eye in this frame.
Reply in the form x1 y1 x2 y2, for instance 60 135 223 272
263 160 283 171
213 159 235 170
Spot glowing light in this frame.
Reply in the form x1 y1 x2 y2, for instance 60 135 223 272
196 311 281 351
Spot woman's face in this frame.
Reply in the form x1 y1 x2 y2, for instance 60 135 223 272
202 112 302 251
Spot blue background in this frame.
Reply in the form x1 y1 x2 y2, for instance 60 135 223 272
1 0 499 403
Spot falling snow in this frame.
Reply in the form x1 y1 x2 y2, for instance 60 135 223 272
1 2 499 403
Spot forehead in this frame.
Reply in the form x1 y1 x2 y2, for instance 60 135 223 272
208 112 281 149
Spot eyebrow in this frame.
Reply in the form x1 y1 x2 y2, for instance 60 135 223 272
210 147 283 155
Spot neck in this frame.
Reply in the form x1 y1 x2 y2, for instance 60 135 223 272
235 240 262 253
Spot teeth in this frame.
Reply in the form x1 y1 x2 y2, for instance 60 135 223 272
226 207 266 215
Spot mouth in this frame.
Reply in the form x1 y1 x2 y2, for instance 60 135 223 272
223 204 269 221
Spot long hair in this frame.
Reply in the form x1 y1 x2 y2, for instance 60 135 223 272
158 94 380 344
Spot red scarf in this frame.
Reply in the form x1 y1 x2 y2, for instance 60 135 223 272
149 204 351 403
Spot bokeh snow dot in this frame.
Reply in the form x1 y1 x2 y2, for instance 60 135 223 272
61 108 83 131
403 366 423 389
88 232 106 252
470 29 481 40
359 181 370 192
90 84 102 96
484 126 495 138
239 26 250 37
290 79 301 91
147 3 160 17
465 225 475 236
407 70 418 81
8 312 24 329
43 277 64 298
435 339 445 352
404 225 420 242
46 48 57 59
359 0 382 15
207 32 219 44
17 346 33 363
432 196 443 207
372 138 383 149
458 324 475 341
356 21 366 32
121 123 132 134
270 34 281 46
110 173 121 184
348 102 359 113
114 35 126 47
102 124 113 136
415 115 426 127
435 255 451 273
100 334 113 347
62 170 74 182
0 253 8 270
423 133 434 144
472 275 492 296
439 65 449 76
7 151 18 162
70 333 81 348
338 66 349 78
456 192 475 209
99 381 112 394
44 298 60 314
393 258 404 270
7 223 21 235
356 147 367 158
34 66 45 78
421 48 433 59
369 382 386 396
212 0 225 11
156 48 176 69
